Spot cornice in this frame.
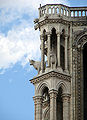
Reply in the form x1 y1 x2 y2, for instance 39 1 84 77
34 18 71 30
72 29 87 48
34 17 87 30
30 70 71 84
39 18 70 26
72 21 87 27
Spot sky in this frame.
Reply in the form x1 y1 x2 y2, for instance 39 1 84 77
0 0 87 120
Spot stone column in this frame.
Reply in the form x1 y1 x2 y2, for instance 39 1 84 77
62 94 70 120
41 35 45 73
47 33 51 67
68 10 71 17
33 96 42 120
49 90 57 120
63 9 64 15
65 9 67 16
57 33 61 67
57 32 62 72
73 11 75 17
39 4 42 18
81 11 83 16
85 11 86 16
46 5 48 14
59 5 61 15
65 35 69 73
77 11 79 17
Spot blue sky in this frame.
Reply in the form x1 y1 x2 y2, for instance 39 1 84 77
0 0 87 120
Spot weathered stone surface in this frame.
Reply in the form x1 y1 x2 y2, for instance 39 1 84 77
30 4 87 120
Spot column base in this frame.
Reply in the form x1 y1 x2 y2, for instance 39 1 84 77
64 69 69 74
57 66 63 72
40 69 44 74
45 66 51 72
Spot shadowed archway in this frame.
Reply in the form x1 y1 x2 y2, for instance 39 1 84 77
83 42 87 120
56 87 63 120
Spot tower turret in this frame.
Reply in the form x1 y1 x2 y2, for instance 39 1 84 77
30 4 87 120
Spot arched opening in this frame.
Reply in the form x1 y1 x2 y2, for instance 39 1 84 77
43 29 48 68
60 29 65 70
83 42 87 120
56 87 63 120
60 45 65 70
42 87 50 120
42 87 50 102
51 28 57 55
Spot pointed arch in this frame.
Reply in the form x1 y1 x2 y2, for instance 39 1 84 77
56 81 69 94
50 27 57 33
36 81 50 96
50 27 57 59
60 29 65 70
73 30 87 48
56 87 63 120
72 30 87 120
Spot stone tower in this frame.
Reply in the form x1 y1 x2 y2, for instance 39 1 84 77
30 4 87 120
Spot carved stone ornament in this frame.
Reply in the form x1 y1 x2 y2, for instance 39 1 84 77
72 33 87 120
30 70 71 84
34 18 71 30
73 29 87 46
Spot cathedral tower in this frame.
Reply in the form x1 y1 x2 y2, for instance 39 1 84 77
30 4 87 120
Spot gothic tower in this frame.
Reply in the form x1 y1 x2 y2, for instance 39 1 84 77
30 4 87 120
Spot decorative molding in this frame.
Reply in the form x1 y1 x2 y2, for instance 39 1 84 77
34 18 87 30
72 21 87 27
49 90 58 99
42 101 50 109
34 18 71 30
72 34 87 120
62 93 71 102
73 30 87 49
33 96 43 105
30 71 71 84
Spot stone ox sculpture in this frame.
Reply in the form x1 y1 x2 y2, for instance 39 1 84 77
29 59 41 74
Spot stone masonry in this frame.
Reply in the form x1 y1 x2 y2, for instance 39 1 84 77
30 4 87 120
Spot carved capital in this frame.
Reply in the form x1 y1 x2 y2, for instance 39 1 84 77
30 71 71 84
49 89 58 99
46 32 51 36
33 96 43 105
62 93 71 102
65 34 69 38
57 32 61 37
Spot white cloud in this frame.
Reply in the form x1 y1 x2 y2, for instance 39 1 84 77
0 69 5 74
0 25 40 70
9 79 13 84
0 0 70 72
0 0 70 26
0 0 70 9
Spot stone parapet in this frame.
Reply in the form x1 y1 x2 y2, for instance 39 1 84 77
38 4 87 18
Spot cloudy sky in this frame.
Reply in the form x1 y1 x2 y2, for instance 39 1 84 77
0 0 87 120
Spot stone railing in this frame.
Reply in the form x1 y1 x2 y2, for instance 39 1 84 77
38 4 87 18
70 7 87 17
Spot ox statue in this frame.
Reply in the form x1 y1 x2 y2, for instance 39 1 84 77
34 18 39 24
29 59 41 74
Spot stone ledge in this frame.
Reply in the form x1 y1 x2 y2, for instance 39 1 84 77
30 70 71 84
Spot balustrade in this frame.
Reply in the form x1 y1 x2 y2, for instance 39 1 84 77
39 4 87 18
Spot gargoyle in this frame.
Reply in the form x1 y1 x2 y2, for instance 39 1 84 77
34 18 39 24
29 59 41 74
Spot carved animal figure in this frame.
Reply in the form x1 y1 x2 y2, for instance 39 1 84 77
29 59 41 73
43 92 49 102
34 18 39 24
50 51 57 69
